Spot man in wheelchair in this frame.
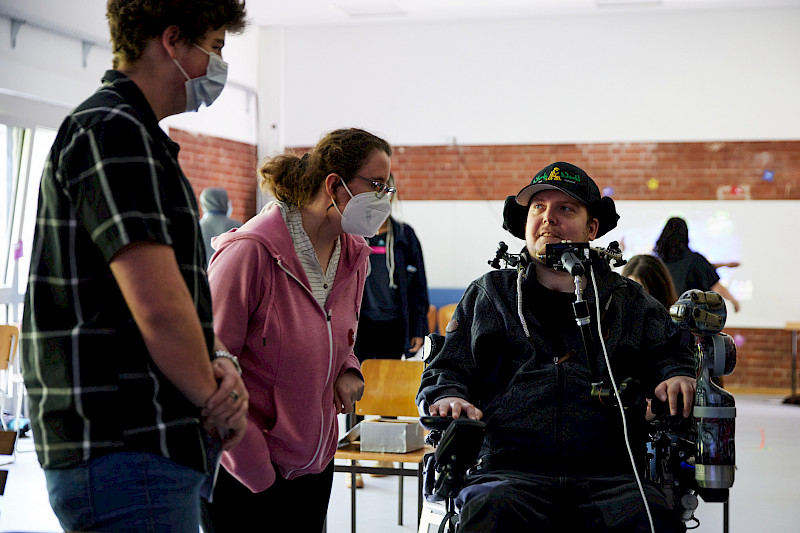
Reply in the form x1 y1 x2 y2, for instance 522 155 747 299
416 162 697 532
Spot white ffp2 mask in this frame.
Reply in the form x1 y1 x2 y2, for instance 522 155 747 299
332 180 391 237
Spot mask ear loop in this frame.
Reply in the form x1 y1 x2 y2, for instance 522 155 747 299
329 177 349 216
172 56 191 81
172 44 213 82
339 179 356 199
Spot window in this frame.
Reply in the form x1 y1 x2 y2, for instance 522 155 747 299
0 122 55 323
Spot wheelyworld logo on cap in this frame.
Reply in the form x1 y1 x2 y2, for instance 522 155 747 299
533 166 583 185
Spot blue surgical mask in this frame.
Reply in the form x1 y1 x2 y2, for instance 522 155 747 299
173 44 228 112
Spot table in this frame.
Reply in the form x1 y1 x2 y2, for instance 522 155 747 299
784 321 800 405
333 442 434 533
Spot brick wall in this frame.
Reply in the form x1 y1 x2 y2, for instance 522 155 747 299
170 128 259 222
382 140 800 392
388 141 800 201
720 328 794 392
184 133 799 392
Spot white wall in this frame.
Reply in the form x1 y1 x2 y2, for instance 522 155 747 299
396 199 800 329
4 6 798 147
262 6 800 331
0 12 259 143
274 7 800 147
0 19 111 128
2 3 798 330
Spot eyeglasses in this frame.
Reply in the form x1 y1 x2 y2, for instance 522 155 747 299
354 175 397 199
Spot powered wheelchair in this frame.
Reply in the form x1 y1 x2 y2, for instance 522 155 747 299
417 243 737 533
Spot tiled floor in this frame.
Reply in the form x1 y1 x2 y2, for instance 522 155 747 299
1 392 798 532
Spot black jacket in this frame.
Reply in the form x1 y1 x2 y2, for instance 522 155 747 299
417 253 694 475
388 218 430 355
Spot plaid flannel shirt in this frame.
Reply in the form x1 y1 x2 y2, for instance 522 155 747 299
21 70 213 472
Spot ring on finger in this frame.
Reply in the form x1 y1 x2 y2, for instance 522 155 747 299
230 390 240 402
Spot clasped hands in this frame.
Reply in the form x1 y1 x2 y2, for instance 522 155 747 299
202 357 249 450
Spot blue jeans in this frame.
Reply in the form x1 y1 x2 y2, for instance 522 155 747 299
45 452 205 532
456 471 683 533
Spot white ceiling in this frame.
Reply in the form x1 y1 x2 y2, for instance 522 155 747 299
245 0 800 26
1 0 799 44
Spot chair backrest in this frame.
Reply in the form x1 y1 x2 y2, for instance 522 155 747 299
356 359 424 418
0 325 19 372
437 304 458 334
427 304 438 335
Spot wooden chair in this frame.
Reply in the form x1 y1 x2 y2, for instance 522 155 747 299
0 325 21 429
334 359 433 533
436 303 457 335
0 325 21 467
427 304 438 335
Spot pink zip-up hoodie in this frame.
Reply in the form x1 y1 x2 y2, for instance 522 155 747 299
208 203 370 492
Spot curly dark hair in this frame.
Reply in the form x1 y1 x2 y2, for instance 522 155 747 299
107 0 247 68
259 128 393 207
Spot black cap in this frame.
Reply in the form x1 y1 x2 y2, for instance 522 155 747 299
502 161 619 239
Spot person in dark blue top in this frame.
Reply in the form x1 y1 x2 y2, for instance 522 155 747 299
347 173 429 488
355 173 430 361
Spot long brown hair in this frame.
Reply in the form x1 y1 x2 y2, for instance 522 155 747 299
622 254 679 308
259 128 392 207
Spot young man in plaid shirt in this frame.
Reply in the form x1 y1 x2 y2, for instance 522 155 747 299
21 1 249 530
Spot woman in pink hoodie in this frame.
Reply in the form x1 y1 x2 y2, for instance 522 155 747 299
203 128 395 531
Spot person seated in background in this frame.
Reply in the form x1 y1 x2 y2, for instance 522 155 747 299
199 187 242 264
621 254 678 309
417 162 695 532
654 217 741 312
622 254 684 419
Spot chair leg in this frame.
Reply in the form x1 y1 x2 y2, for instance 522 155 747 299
398 467 404 525
350 464 357 533
417 464 424 524
12 381 23 454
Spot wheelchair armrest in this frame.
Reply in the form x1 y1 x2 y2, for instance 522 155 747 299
420 417 487 502
649 392 687 417
420 415 459 432
433 417 486 470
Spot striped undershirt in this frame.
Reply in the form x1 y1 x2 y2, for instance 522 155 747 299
274 201 340 307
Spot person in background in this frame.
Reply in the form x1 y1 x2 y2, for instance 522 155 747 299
346 172 429 488
622 254 683 419
654 217 741 312
20 1 249 531
355 173 429 361
203 128 394 531
621 254 678 309
199 187 242 264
